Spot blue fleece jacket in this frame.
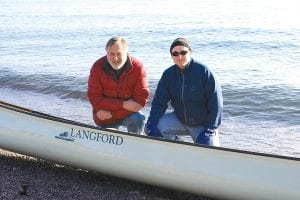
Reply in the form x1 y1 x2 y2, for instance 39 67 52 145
147 59 223 132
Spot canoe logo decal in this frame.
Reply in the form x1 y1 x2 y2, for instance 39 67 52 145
55 131 75 141
55 128 123 145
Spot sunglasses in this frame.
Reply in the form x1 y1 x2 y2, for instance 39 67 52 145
171 50 188 57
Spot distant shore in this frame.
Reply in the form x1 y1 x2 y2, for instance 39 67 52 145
0 149 213 200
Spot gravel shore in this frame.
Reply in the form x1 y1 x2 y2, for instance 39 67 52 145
0 149 215 200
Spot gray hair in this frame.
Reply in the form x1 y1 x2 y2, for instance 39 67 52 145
105 36 128 50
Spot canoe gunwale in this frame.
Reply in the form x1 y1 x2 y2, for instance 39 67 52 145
1 100 300 162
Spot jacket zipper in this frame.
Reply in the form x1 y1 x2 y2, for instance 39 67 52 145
181 72 187 124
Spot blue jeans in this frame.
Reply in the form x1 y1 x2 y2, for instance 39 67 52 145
157 112 220 146
101 112 145 134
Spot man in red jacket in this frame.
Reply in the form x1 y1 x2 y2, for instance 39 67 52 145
88 36 150 134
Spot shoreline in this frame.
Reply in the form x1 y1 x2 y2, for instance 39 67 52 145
0 149 214 200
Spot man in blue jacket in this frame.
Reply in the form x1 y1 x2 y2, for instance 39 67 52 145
145 37 223 146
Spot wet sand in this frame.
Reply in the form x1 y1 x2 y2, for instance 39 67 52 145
0 149 215 200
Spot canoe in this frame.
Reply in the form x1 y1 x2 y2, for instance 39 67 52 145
0 100 300 200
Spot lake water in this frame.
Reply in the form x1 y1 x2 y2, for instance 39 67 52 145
1 0 299 157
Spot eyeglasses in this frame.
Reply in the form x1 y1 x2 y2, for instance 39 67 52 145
171 50 188 57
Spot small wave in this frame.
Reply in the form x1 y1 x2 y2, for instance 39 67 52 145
0 69 88 101
223 84 300 125
192 27 299 53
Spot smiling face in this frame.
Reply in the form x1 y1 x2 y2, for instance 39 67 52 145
171 45 191 69
106 40 128 70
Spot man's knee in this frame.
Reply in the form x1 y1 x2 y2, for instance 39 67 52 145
126 112 145 134
131 112 145 125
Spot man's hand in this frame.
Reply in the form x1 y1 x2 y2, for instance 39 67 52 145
123 99 142 112
96 110 112 120
144 121 162 138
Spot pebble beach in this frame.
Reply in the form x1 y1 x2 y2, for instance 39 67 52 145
0 149 214 200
